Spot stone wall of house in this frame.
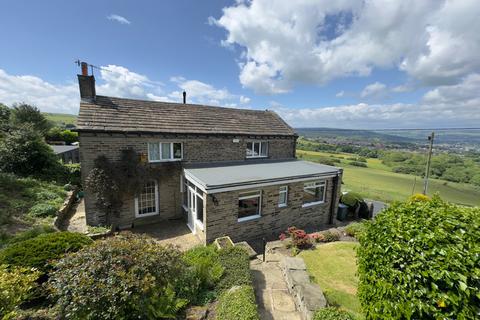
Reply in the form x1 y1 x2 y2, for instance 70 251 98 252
79 132 296 227
204 176 341 243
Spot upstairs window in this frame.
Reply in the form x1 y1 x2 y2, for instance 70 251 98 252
148 142 182 162
278 186 288 207
302 180 326 207
246 141 268 158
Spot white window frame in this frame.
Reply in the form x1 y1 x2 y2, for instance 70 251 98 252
134 180 159 218
148 142 183 162
302 180 327 208
238 190 262 222
246 141 268 158
278 185 288 207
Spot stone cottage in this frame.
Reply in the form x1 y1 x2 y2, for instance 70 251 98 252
76 68 343 244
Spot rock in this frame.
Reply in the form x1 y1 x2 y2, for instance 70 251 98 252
282 257 306 271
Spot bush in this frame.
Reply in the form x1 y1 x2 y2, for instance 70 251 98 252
184 245 224 289
28 203 58 217
322 230 341 242
313 307 354 320
0 225 56 249
49 233 190 319
280 226 312 250
216 247 252 293
344 222 366 238
0 264 41 318
409 193 430 202
63 163 81 186
340 192 364 207
0 232 92 273
357 196 480 319
348 161 367 167
215 285 259 320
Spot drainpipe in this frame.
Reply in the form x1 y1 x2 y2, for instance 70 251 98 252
328 174 339 224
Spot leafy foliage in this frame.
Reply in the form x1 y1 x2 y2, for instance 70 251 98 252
0 265 41 319
45 127 78 144
348 161 367 167
184 245 224 289
357 196 480 319
48 233 189 319
0 232 92 273
340 192 364 207
344 222 366 239
313 307 354 320
0 124 62 178
215 286 259 320
0 225 56 249
216 247 252 293
0 173 65 228
85 149 148 225
280 226 312 250
0 103 10 133
10 103 52 134
322 230 341 242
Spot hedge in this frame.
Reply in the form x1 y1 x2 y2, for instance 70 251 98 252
0 231 93 273
0 265 40 318
313 307 354 320
215 285 259 320
215 246 252 293
357 196 480 319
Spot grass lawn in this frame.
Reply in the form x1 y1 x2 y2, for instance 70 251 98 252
297 149 480 206
43 112 77 126
300 242 362 319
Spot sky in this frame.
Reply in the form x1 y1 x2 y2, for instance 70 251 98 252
0 0 479 129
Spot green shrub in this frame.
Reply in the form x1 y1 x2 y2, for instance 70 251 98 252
184 245 224 289
340 192 364 207
216 285 259 320
0 232 92 273
348 161 367 167
357 196 480 319
322 230 341 242
28 203 58 217
216 247 252 293
49 233 190 319
63 163 81 186
313 307 354 320
0 264 41 318
344 222 366 238
0 225 56 248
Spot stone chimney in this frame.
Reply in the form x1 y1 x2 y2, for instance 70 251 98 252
77 62 96 102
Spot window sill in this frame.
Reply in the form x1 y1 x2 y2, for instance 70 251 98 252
278 204 287 208
302 201 325 208
238 214 261 222
245 156 268 159
135 212 159 218
195 220 204 231
149 159 182 163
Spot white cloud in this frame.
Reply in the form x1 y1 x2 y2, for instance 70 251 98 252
272 74 480 128
107 14 131 25
213 0 480 93
360 82 387 99
0 69 78 113
335 91 344 98
240 95 251 104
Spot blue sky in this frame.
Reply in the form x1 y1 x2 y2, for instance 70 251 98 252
0 0 479 129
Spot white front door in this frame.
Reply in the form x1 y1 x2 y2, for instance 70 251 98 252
187 186 196 233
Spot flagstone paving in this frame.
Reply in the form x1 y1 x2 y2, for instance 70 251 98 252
250 255 303 320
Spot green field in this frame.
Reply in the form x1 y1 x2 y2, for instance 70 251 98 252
297 149 480 206
43 113 77 126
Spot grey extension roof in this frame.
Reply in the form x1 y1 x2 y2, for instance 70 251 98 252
49 145 78 154
77 95 296 136
184 160 341 193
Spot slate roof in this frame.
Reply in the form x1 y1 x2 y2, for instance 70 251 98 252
49 145 79 154
77 95 296 136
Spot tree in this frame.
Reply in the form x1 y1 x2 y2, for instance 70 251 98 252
60 129 78 144
0 103 10 133
10 103 51 134
0 124 60 177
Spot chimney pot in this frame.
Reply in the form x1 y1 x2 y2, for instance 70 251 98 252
81 62 88 76
183 91 186 104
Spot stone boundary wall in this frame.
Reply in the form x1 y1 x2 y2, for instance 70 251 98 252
54 188 79 230
280 257 327 320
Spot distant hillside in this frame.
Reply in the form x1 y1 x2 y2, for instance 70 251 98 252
43 113 77 127
377 129 480 145
296 127 418 144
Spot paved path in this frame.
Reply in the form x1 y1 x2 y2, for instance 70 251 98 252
250 255 302 320
65 199 88 233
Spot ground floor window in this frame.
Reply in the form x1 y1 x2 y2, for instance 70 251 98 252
238 190 262 221
302 180 326 207
135 180 159 217
278 186 288 207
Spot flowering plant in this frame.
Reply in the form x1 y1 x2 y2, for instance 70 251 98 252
279 226 312 249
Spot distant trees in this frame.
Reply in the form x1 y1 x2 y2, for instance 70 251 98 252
10 103 52 134
45 127 78 145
